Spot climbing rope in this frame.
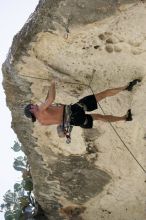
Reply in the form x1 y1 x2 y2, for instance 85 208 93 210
66 80 146 174
20 73 146 174
88 84 146 174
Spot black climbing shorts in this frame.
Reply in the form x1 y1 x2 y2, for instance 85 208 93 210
70 95 97 129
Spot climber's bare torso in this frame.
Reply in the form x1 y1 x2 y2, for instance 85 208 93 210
36 105 64 125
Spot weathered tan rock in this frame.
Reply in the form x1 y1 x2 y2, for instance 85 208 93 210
2 0 146 220
105 44 114 53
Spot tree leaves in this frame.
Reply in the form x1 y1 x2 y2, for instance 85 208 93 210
11 141 21 152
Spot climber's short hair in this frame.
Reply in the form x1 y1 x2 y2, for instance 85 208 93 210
24 104 36 122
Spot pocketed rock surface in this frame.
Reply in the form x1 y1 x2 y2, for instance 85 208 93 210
2 0 146 219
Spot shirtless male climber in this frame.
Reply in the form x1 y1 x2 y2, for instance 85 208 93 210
24 79 140 137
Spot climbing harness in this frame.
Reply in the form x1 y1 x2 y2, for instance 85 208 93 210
57 105 73 143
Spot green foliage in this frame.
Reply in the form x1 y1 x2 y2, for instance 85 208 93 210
4 210 15 220
4 209 25 220
11 141 21 152
1 186 34 220
13 156 27 172
14 183 22 193
0 203 5 211
1 145 36 219
1 172 34 219
22 178 33 191
3 190 17 205
18 196 29 208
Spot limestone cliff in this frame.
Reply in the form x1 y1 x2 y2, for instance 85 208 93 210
2 0 146 219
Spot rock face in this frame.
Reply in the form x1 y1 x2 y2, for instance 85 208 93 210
2 0 146 219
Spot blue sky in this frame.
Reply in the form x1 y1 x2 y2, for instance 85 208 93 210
0 0 39 219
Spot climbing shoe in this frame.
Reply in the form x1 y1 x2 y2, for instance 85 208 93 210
125 79 141 91
126 109 133 121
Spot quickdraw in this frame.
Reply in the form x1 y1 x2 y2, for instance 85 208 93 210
63 105 73 144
